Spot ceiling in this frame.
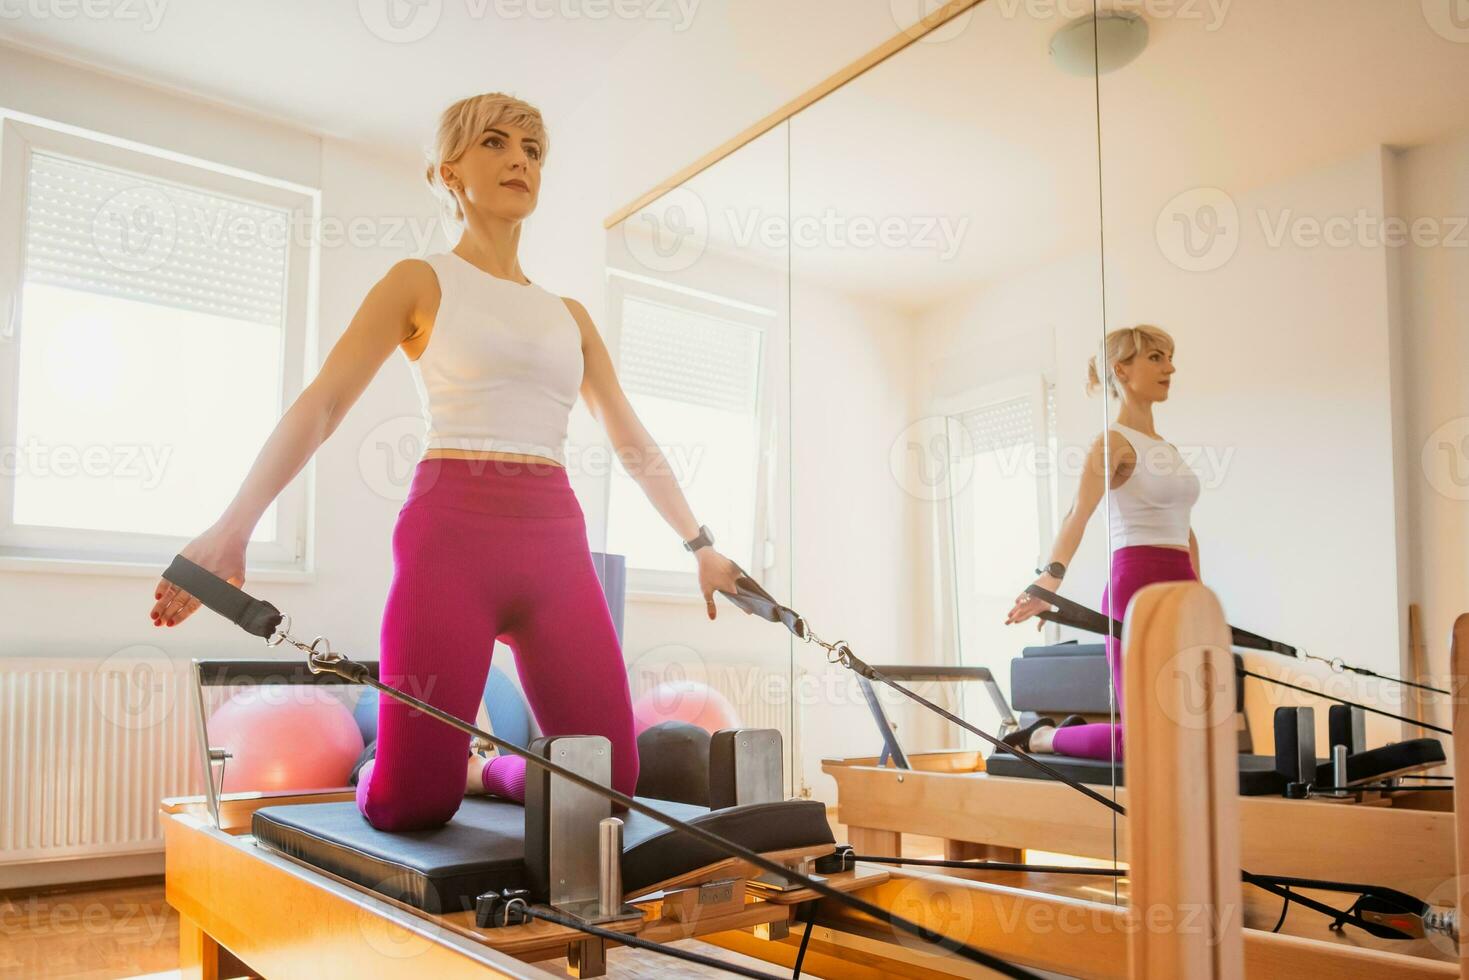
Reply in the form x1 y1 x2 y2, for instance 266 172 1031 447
6 1 1467 316
632 0 1469 313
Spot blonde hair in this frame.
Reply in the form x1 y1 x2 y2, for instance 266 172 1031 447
1087 324 1175 398
424 93 549 222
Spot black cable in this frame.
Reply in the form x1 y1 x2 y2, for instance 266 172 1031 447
848 855 1123 877
1237 668 1450 735
339 670 1042 980
1028 584 1444 695
791 905 815 979
519 905 787 980
857 658 1126 816
1269 886 1291 934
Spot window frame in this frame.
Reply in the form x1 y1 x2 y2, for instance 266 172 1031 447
602 271 779 599
935 372 1061 672
0 112 319 575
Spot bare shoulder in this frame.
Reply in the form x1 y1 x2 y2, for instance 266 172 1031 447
557 296 602 344
380 258 442 349
1088 428 1134 454
383 257 439 301
558 295 592 324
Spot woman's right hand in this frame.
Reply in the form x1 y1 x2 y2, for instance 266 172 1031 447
150 524 248 628
1004 573 1062 626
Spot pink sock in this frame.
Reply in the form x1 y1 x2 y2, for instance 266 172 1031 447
482 755 528 802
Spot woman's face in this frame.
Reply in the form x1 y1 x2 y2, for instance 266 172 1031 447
445 121 543 221
1117 344 1176 403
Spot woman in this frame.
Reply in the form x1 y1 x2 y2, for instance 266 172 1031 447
147 93 742 831
1003 324 1201 761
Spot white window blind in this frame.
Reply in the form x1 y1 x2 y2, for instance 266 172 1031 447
618 295 760 413
606 293 765 579
24 151 290 327
955 395 1035 456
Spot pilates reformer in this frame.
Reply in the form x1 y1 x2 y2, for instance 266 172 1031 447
160 553 1461 978
821 587 1458 964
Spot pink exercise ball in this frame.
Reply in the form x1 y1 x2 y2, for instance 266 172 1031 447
209 685 364 792
632 680 742 735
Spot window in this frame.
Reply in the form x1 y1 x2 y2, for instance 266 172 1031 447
942 376 1059 734
0 115 316 569
604 290 769 593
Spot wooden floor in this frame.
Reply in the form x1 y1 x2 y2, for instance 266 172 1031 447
0 820 960 980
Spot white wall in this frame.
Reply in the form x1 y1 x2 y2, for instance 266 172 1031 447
907 144 1430 751
789 276 919 801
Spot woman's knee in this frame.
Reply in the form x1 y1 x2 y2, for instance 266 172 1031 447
355 761 462 831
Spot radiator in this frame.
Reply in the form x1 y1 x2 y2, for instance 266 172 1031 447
0 656 803 868
0 656 201 865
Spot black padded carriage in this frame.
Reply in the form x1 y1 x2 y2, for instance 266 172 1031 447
252 794 834 914
990 642 1446 795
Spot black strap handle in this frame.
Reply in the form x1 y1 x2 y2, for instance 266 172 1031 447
1026 584 1296 656
718 564 808 639
161 554 283 639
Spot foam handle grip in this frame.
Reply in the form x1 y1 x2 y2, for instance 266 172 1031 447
161 554 283 639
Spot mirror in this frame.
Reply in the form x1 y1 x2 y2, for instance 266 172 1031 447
1095 0 1469 939
1098 0 1469 754
786 1 1115 866
604 124 795 797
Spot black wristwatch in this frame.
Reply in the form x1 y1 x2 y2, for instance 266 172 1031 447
683 524 714 554
1035 561 1066 579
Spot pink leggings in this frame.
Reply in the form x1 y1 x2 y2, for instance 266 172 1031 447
1049 545 1197 762
356 457 639 831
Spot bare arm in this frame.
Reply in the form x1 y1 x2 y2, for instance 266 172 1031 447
565 297 741 618
1189 527 1201 580
150 258 435 626
1005 430 1131 625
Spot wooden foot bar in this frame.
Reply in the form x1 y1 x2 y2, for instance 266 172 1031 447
1124 581 1243 979
1450 612 1469 975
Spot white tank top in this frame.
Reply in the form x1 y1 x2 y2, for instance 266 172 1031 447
404 251 583 465
1108 423 1201 548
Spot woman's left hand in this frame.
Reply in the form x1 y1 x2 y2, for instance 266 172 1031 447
695 548 742 620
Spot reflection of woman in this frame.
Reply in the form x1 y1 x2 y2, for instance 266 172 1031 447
1003 325 1201 760
148 93 742 830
